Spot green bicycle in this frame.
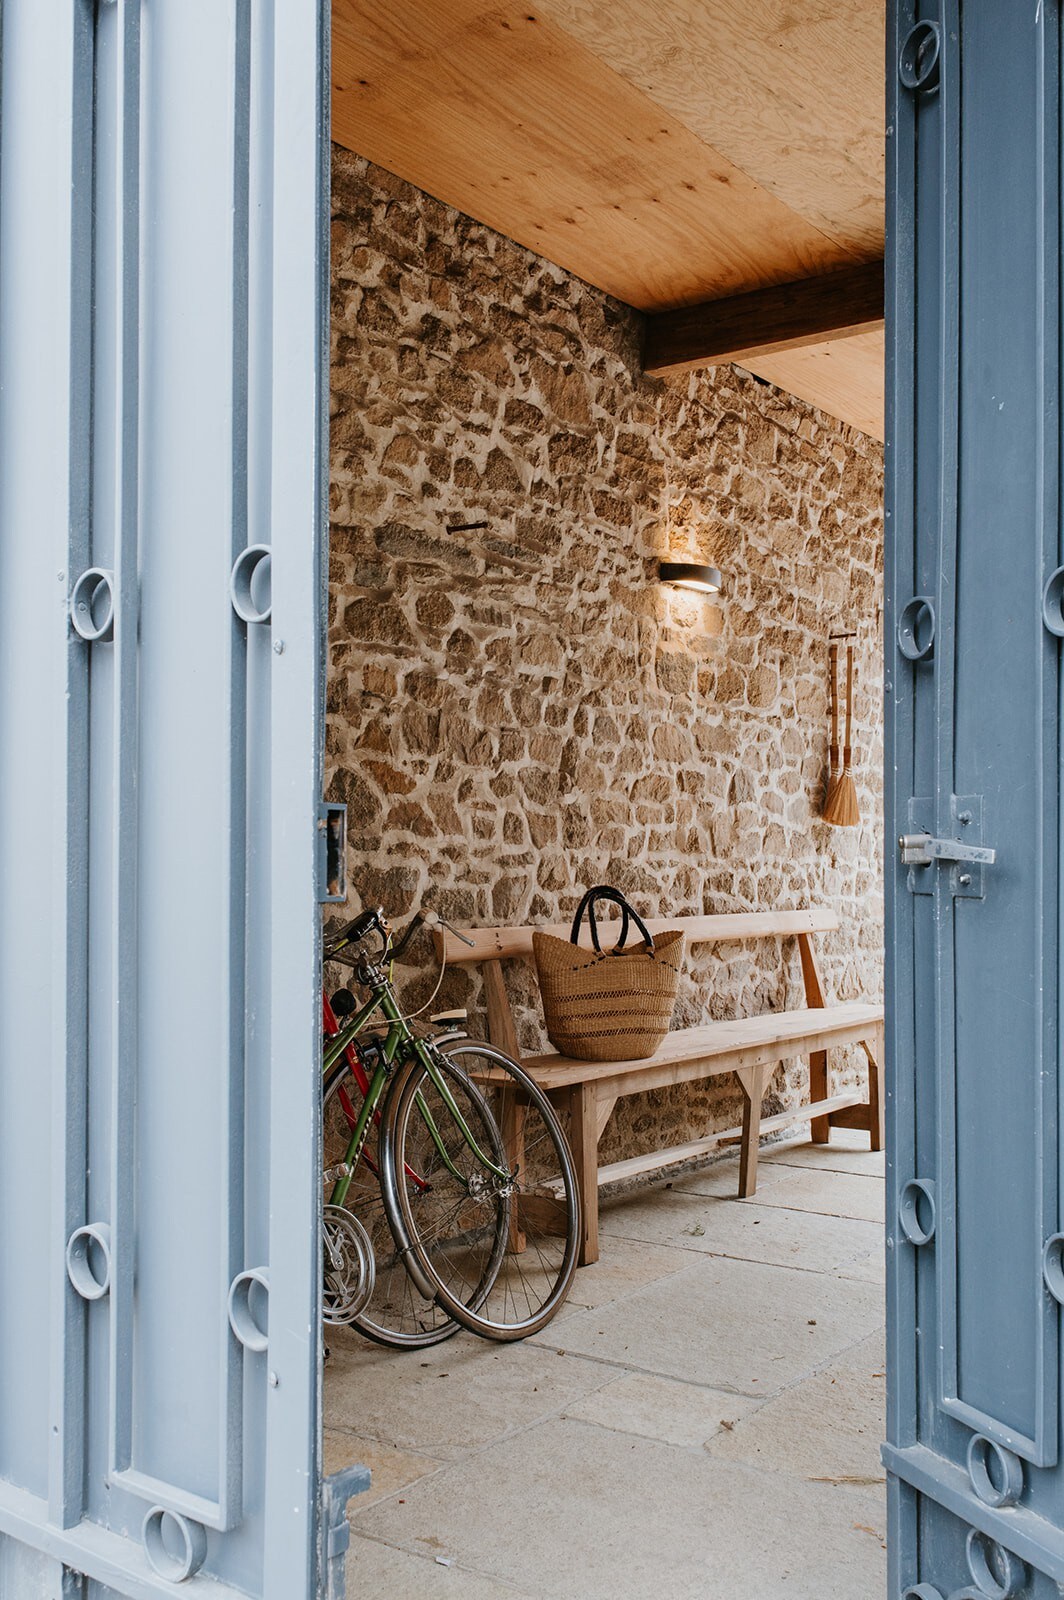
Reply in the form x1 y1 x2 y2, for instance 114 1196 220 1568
322 905 581 1346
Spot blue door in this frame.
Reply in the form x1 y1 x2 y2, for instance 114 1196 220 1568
0 1 334 1594
886 3 1064 1594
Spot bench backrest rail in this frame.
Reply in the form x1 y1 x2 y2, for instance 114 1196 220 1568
434 908 841 1064
437 908 838 966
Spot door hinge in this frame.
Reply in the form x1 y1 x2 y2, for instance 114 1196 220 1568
318 803 347 903
321 1463 371 1600
901 797 995 898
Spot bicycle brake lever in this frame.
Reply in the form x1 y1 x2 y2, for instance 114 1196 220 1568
422 909 475 949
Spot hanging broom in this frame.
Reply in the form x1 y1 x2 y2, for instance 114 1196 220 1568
823 636 860 828
824 638 840 813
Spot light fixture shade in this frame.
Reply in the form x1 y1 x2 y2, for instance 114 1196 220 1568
659 560 722 595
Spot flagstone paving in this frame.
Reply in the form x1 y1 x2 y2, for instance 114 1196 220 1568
326 1131 887 1598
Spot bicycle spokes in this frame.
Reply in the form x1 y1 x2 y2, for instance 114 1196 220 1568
322 1204 375 1325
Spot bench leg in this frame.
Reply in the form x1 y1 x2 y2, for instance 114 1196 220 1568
567 1083 600 1266
864 1025 885 1153
809 1048 831 1144
737 1065 771 1197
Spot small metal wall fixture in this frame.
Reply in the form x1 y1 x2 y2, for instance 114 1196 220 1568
658 560 722 595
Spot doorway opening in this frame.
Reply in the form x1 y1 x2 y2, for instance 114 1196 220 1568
322 8 886 1593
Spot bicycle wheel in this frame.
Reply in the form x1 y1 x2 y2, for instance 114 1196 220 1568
389 1040 581 1341
322 1204 374 1325
322 1049 505 1349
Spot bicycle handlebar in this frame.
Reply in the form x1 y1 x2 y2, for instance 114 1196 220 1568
346 907 383 943
388 911 424 963
325 904 475 965
324 906 386 960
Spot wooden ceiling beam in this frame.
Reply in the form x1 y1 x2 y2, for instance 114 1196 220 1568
642 261 884 377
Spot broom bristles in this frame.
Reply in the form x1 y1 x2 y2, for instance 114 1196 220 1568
823 768 860 827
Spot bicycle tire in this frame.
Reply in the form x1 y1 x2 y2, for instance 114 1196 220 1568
322 1050 506 1349
387 1039 581 1342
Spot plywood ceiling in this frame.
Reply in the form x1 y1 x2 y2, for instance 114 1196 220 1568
741 330 886 443
332 0 885 437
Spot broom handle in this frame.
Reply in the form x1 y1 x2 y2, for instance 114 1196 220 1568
828 641 839 755
843 641 854 760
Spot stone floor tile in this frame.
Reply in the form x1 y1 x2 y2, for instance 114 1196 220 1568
325 1326 613 1460
599 1184 881 1274
356 1416 886 1600
324 1428 441 1512
667 1151 792 1198
560 1234 693 1311
744 1168 885 1223
563 1370 762 1448
347 1534 534 1597
835 1245 886 1284
763 1133 887 1177
705 1331 886 1483
538 1254 882 1396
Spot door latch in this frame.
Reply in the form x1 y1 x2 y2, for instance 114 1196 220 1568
902 797 995 898
898 834 997 867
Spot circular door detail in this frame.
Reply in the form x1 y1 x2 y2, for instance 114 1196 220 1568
142 1508 207 1583
897 596 936 661
228 1267 270 1353
69 567 115 643
967 1434 1023 1509
1043 566 1064 636
965 1530 1025 1599
1042 1233 1064 1304
898 1179 937 1246
899 20 941 91
230 544 272 623
65 1223 112 1301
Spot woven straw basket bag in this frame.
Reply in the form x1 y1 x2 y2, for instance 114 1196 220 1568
533 887 685 1063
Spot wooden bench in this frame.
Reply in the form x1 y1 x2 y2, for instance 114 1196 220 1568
437 909 884 1266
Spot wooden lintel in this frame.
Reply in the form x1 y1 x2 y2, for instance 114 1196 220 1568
642 261 885 378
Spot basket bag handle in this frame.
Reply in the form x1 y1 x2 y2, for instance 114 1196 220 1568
569 885 656 956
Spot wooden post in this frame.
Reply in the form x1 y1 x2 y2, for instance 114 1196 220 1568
737 1063 771 1198
482 959 522 1061
567 1083 599 1266
797 931 831 1143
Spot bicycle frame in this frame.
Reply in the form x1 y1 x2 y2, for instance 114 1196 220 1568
324 964 511 1209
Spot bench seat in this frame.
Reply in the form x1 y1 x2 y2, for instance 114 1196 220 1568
520 1002 885 1090
437 909 884 1266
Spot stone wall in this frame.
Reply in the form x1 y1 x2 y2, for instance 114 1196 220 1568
327 148 884 1164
